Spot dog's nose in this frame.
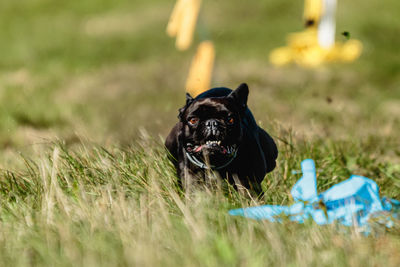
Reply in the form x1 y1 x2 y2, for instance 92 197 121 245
205 119 220 137
206 119 218 128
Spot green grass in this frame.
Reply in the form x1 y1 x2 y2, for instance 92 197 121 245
0 0 399 265
0 139 399 266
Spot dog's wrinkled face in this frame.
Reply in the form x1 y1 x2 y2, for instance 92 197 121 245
179 85 248 165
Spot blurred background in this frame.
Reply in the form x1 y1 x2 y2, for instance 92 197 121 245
0 0 399 166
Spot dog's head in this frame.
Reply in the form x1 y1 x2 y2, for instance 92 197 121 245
178 83 249 167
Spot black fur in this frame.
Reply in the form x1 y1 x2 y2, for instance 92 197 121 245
165 83 278 193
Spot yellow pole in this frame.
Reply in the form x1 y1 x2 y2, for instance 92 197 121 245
166 0 185 37
167 0 215 95
185 41 215 97
166 0 202 51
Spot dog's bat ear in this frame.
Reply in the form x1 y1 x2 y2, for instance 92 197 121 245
228 83 249 109
186 93 194 106
178 93 194 120
178 107 184 120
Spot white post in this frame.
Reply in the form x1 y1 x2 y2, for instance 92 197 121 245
318 0 337 48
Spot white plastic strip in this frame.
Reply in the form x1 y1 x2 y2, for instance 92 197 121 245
318 0 337 48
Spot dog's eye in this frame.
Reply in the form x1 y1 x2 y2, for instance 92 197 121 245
188 117 199 125
227 117 234 124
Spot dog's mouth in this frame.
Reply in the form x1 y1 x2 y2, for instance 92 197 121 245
185 140 237 156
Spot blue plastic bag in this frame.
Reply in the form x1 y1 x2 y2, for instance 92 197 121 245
229 159 399 231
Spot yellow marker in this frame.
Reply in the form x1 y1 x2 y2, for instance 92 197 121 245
166 0 185 37
176 0 202 51
167 0 202 51
167 0 214 95
185 41 215 97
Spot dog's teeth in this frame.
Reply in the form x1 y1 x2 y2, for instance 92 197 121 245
206 140 220 145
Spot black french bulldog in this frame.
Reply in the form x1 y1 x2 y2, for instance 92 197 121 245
165 83 278 193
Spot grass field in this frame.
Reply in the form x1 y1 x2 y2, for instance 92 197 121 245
0 0 399 266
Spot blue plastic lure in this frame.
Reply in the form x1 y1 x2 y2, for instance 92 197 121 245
229 159 400 231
